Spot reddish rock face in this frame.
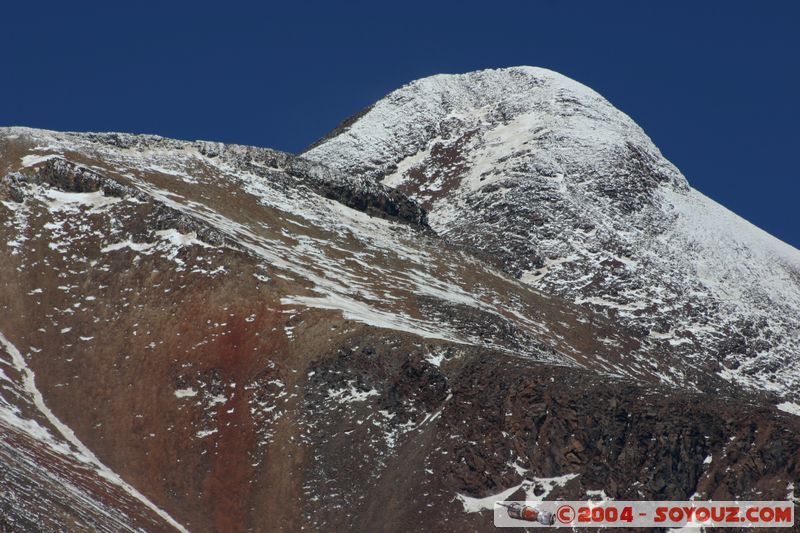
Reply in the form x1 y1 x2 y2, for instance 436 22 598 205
1 67 799 533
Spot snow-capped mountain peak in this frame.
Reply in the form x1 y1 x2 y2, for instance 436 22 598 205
306 66 800 401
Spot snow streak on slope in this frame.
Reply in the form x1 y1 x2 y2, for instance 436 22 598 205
305 66 800 400
0 332 189 533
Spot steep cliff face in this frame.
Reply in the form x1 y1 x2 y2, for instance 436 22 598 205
305 66 800 402
0 66 798 532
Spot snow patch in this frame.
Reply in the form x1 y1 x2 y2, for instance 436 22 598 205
21 153 60 167
776 402 800 416
456 473 579 512
174 388 198 399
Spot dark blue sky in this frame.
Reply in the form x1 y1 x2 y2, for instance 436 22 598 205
3 2 798 247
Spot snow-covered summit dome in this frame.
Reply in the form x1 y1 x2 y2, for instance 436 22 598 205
307 66 688 202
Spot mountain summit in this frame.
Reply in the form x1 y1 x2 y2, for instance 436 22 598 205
306 66 800 401
1 67 798 531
